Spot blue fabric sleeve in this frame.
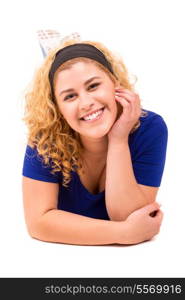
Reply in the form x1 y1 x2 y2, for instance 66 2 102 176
22 145 61 183
132 115 168 187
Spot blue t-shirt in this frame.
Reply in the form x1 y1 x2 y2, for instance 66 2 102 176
22 109 168 220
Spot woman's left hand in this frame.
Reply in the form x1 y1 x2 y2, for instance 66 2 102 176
108 88 142 144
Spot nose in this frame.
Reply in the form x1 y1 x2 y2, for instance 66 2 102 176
79 92 95 111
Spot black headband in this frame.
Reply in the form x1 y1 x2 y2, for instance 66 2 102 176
49 43 114 99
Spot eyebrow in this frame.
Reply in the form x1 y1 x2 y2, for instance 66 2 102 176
59 76 101 96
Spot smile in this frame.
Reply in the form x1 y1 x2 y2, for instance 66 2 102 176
80 107 105 122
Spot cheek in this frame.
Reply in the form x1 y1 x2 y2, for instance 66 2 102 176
115 101 122 118
108 92 121 115
108 92 117 109
58 105 72 121
95 89 107 100
100 89 116 106
65 110 76 122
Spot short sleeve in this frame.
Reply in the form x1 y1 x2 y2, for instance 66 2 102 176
22 145 61 183
131 115 168 187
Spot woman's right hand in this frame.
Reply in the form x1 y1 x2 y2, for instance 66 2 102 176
117 202 163 245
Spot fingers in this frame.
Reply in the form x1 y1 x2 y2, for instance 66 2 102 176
155 209 164 225
142 202 163 224
142 201 161 213
115 89 141 117
149 210 164 237
115 94 131 111
149 210 158 217
151 210 164 238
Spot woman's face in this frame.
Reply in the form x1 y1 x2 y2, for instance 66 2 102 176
54 61 118 139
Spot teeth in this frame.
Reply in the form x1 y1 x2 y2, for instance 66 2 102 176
83 109 103 121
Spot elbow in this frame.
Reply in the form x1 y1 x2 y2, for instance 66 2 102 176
107 196 156 222
107 210 129 222
25 219 47 242
25 209 57 242
26 224 43 241
109 216 128 222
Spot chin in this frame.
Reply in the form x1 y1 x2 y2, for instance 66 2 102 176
87 122 114 139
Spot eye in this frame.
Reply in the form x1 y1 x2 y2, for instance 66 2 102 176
63 83 100 101
64 93 76 101
88 82 100 90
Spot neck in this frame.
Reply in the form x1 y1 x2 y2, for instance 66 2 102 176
80 135 108 159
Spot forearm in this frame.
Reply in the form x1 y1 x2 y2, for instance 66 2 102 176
29 209 120 246
105 141 148 221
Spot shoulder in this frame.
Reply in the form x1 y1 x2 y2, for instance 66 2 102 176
22 144 62 183
129 109 168 148
133 109 168 137
24 144 49 167
140 109 167 130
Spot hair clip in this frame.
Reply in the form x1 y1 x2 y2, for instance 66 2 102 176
37 29 81 57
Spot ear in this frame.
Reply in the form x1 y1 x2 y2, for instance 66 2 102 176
114 79 123 90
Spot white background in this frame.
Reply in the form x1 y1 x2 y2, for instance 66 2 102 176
0 0 184 277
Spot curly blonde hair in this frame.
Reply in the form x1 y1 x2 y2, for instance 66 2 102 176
22 39 148 187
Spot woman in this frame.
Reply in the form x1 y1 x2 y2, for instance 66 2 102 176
22 39 168 245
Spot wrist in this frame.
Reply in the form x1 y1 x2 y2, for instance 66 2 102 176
110 220 130 245
108 139 129 150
